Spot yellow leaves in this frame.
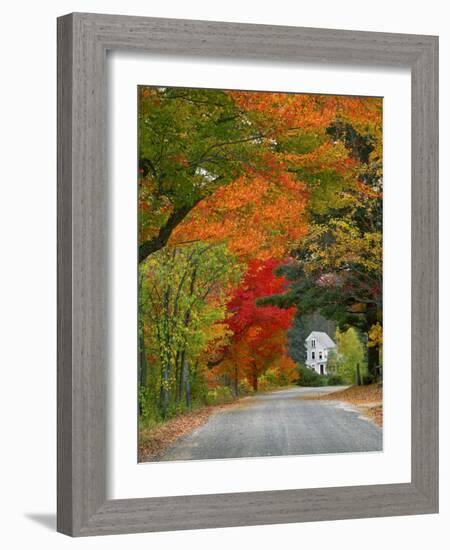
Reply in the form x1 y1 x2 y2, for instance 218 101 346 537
303 219 382 275
282 141 357 174
203 320 233 349
368 323 383 348
349 303 366 313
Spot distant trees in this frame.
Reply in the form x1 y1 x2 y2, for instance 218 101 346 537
326 349 343 377
334 327 366 385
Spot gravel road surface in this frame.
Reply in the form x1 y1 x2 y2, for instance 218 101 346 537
157 386 382 461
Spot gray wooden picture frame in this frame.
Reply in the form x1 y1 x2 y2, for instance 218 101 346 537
57 12 439 537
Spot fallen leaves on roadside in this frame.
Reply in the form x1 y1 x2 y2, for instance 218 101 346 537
139 400 246 462
363 404 383 427
302 384 383 427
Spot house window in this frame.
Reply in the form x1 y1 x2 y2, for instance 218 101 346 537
319 352 323 360
311 339 316 348
312 352 315 360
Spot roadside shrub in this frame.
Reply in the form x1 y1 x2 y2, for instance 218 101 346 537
257 375 271 392
139 386 162 426
297 365 327 387
238 379 254 396
264 368 278 387
326 374 344 386
166 400 188 419
190 372 209 404
207 385 234 405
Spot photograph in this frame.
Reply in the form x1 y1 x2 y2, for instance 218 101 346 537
137 85 383 462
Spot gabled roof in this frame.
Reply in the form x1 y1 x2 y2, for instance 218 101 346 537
305 331 336 349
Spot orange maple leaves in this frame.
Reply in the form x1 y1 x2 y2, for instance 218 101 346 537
229 91 337 135
228 91 382 136
170 172 309 260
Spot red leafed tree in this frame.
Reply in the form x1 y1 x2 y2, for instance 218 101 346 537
218 259 296 392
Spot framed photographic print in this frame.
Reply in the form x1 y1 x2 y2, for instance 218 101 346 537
57 13 438 536
136 85 384 463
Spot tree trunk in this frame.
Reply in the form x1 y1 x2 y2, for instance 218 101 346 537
365 304 381 381
160 365 169 418
252 367 258 392
139 201 201 263
183 360 191 409
175 350 183 402
367 345 379 380
355 363 361 386
233 366 239 397
139 330 148 388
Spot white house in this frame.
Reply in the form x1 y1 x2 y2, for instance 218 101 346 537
305 331 336 375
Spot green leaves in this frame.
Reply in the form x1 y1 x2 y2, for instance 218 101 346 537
334 327 366 384
140 242 243 416
139 86 263 208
